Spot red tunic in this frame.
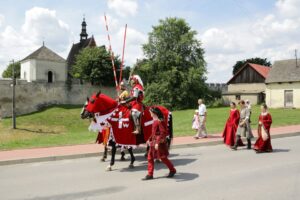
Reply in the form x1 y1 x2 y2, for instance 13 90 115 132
254 113 273 152
130 83 144 112
148 119 169 159
222 109 245 147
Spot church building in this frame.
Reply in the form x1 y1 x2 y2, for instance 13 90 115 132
66 17 96 81
20 44 66 83
20 17 96 84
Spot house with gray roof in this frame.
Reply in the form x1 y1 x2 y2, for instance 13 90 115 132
265 59 300 108
20 44 66 83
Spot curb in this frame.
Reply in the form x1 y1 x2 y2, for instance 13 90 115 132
0 132 299 166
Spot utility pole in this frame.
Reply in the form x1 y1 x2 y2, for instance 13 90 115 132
11 59 16 129
295 49 298 67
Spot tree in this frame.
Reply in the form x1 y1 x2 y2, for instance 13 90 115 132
232 57 271 75
135 17 207 109
2 61 21 78
72 46 121 86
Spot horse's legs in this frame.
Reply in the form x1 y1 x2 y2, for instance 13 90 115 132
120 150 126 161
101 145 107 162
106 142 116 171
128 147 135 168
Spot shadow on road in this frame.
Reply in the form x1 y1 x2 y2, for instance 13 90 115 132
154 172 200 182
271 148 290 153
173 172 199 182
119 158 197 172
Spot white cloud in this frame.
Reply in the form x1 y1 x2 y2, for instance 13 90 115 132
21 7 71 52
107 0 138 17
199 0 300 82
114 27 146 65
0 14 4 27
94 25 146 67
276 0 300 18
0 7 72 77
101 14 120 32
201 28 245 54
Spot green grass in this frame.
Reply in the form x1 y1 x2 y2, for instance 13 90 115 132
0 105 93 150
0 105 299 150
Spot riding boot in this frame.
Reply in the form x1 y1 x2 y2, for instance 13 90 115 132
231 135 241 150
247 138 252 149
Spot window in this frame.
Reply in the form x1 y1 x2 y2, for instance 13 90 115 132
235 95 241 100
48 71 53 83
284 90 293 107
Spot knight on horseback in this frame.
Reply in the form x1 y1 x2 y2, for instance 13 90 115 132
120 75 144 135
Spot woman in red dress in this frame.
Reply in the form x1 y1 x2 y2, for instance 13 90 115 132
222 102 245 147
254 104 273 153
142 107 176 180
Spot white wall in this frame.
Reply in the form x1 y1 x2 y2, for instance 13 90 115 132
266 82 300 108
35 60 67 82
228 83 266 92
222 94 259 105
20 60 36 82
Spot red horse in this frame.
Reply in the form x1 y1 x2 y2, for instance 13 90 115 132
81 91 173 170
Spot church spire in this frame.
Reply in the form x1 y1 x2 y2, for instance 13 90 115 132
80 15 88 42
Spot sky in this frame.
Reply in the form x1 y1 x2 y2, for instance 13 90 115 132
0 0 300 82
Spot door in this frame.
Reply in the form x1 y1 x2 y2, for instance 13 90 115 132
284 90 293 107
48 71 53 83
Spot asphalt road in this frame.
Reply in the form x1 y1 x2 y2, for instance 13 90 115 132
0 136 299 200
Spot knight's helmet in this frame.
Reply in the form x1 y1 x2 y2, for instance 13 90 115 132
130 75 144 87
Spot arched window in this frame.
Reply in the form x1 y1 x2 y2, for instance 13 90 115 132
48 71 53 83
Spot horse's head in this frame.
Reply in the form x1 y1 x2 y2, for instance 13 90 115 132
81 91 118 119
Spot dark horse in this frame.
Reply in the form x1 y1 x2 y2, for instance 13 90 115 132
81 91 173 171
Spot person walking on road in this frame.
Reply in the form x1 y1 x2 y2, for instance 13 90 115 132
194 99 207 139
254 104 273 153
192 110 200 133
231 100 253 150
142 107 176 180
222 102 245 147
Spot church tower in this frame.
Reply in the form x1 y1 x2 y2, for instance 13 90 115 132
66 16 97 86
80 17 88 42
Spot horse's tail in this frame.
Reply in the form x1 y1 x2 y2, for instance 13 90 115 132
167 112 173 148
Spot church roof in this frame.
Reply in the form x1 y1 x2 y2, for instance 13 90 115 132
266 59 300 83
21 45 66 63
66 37 96 68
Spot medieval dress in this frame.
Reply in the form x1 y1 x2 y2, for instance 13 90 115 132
222 109 245 147
147 119 176 176
254 112 273 152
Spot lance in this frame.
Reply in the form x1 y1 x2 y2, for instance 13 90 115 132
119 24 127 84
104 14 119 94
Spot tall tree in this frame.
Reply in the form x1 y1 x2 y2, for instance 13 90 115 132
2 61 21 78
232 57 271 75
72 46 121 86
135 17 207 109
